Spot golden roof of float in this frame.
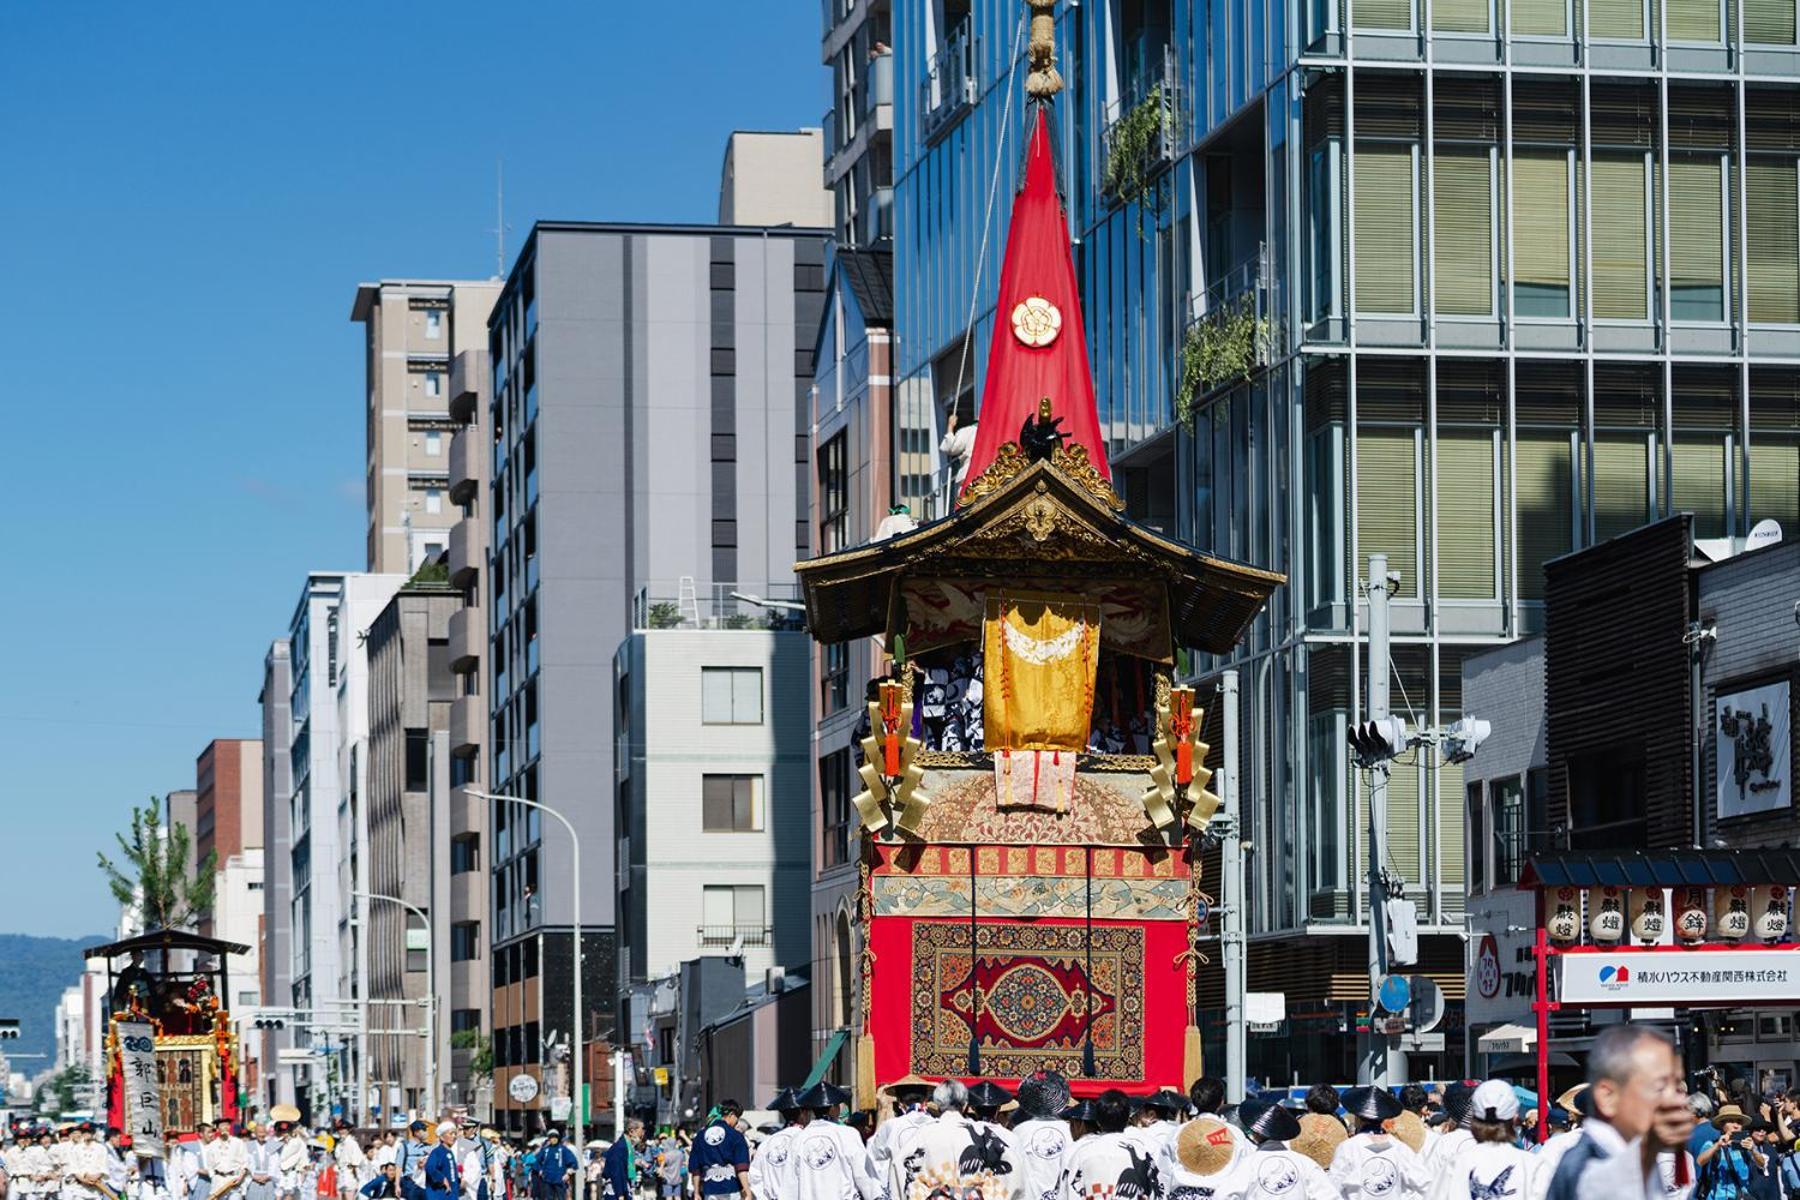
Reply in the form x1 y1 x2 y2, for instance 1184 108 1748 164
795 446 1284 657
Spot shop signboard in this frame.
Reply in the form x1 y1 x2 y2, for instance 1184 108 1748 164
1560 948 1800 1005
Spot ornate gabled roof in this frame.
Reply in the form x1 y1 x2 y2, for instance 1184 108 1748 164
795 454 1284 655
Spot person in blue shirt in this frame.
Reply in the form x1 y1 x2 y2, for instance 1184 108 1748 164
360 1164 400 1200
599 1121 645 1200
396 1123 431 1200
531 1131 578 1200
1700 1106 1764 1200
424 1124 461 1200
685 1103 749 1200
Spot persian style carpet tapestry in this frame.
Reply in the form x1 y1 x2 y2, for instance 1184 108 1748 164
907 921 1145 1079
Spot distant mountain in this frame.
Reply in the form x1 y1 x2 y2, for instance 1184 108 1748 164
0 933 108 1066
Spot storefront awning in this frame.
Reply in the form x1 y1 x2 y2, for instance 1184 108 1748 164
803 1029 849 1090
1519 849 1800 889
1477 1023 1538 1054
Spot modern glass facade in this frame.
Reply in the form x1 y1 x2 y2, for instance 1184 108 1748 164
893 0 1800 1079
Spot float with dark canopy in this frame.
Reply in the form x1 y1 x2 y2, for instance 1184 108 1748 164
796 0 1282 1107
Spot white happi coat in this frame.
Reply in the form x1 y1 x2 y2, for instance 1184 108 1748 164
1329 1134 1429 1200
786 1122 882 1200
1423 1131 1474 1174
1060 1131 1166 1200
1008 1119 1072 1200
1426 1140 1539 1200
869 1109 933 1179
747 1126 800 1200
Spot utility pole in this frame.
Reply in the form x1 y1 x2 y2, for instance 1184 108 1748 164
612 1047 627 1140
1220 670 1247 1101
1361 554 1392 1088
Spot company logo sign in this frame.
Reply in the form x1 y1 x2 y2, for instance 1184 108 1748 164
1595 964 1632 992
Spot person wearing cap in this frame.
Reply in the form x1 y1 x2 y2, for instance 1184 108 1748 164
1060 1090 1162 1200
686 1103 749 1200
1542 1024 1695 1200
1327 1087 1427 1200
1422 1085 1478 1173
745 1091 802 1200
1010 1071 1073 1200
423 1125 461 1200
866 1078 933 1182
395 1124 431 1200
1120 1088 1188 1186
1063 1100 1098 1144
785 1086 880 1200
530 1132 576 1200
1235 1095 1339 1200
966 1082 1021 1176
335 1126 368 1200
458 1130 494 1200
1422 1081 1539 1200
1696 1104 1760 1200
277 1125 309 1200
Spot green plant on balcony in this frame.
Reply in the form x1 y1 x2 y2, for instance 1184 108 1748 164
408 559 451 587
646 602 682 629
1101 86 1166 234
1176 295 1270 429
450 1029 492 1079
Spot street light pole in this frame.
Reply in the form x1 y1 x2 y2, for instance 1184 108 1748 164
470 790 584 1156
355 889 437 1118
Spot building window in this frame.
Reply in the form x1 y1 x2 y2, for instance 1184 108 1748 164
425 371 444 398
425 310 444 339
450 1009 480 1033
426 430 443 456
700 885 767 944
701 667 763 725
702 775 764 832
1355 143 1418 314
1748 160 1800 323
821 642 849 714
451 835 480 874
450 923 481 962
405 729 429 791
819 433 849 553
1670 156 1727 321
1514 150 1573 318
820 749 853 869
425 488 443 515
1466 781 1486 894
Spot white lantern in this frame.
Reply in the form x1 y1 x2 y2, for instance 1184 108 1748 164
1547 888 1581 945
1590 887 1626 944
1719 888 1753 942
1676 889 1709 943
1757 886 1790 942
1632 893 1666 944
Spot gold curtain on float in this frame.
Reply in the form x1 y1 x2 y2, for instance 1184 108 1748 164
983 592 1101 752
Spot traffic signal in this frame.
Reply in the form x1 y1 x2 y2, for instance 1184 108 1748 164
1347 715 1410 765
0 1018 19 1040
253 1016 286 1030
1442 716 1492 764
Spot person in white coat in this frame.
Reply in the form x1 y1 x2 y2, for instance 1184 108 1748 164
867 1078 934 1184
245 1125 279 1200
788 1083 882 1200
64 1125 112 1200
1008 1072 1073 1200
1329 1088 1428 1200
1425 1082 1540 1200
18 1128 56 1200
967 1081 1024 1191
1423 1086 1477 1174
275 1126 309 1200
1235 1096 1343 1200
746 1090 804 1200
204 1122 249 1200
889 1081 1016 1200
1060 1091 1162 1200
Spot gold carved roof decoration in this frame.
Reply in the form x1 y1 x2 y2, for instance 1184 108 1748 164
959 441 1123 512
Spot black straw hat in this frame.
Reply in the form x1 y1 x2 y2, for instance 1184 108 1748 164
1342 1086 1403 1123
1139 1089 1189 1117
770 1088 801 1113
1017 1071 1071 1121
1062 1099 1097 1123
1237 1095 1302 1143
796 1082 852 1111
968 1082 1013 1111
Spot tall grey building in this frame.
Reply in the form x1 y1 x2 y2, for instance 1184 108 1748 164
258 639 295 1110
484 214 828 1134
821 3 894 246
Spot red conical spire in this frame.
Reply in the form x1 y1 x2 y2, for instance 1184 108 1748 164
960 104 1110 497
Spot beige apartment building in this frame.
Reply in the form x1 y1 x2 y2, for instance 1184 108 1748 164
352 280 501 574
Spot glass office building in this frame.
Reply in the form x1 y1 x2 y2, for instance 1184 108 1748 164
892 0 1800 1079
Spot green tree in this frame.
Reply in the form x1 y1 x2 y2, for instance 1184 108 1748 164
97 802 216 931
451 1029 493 1079
38 1064 92 1114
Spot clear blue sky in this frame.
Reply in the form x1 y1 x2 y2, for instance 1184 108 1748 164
0 3 826 938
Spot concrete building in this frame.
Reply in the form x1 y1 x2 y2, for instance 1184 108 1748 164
195 739 264 1015
882 0 1800 1083
820 0 893 246
162 789 197 874
272 571 403 1119
362 582 461 1118
484 201 828 1133
352 281 502 576
257 639 295 1109
613 626 812 1113
717 131 834 229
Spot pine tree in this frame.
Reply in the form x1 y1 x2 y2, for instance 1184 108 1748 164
96 801 217 931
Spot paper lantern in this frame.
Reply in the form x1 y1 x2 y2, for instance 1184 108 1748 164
1589 886 1626 944
1632 892 1666 944
1757 886 1790 943
1718 886 1753 942
1676 888 1709 943
1547 887 1581 945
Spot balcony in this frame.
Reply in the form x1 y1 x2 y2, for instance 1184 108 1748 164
448 782 483 837
448 349 488 425
859 186 894 244
449 426 481 504
631 581 806 631
920 20 976 145
696 925 774 949
448 521 480 591
1101 46 1181 203
448 603 482 673
866 50 893 117
450 695 483 758
1179 244 1280 415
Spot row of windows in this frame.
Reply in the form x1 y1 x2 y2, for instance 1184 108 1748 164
1347 0 1799 42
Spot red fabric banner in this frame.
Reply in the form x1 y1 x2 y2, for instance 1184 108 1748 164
961 105 1111 493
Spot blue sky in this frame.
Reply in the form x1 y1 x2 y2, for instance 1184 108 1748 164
0 3 826 938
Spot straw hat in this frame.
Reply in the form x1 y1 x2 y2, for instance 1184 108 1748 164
881 1074 934 1101
270 1105 302 1125
1291 1113 1348 1170
1176 1118 1241 1176
1555 1085 1589 1117
1388 1110 1429 1153
1716 1105 1750 1128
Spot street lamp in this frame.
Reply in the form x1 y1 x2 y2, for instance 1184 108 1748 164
468 790 584 1156
354 889 437 1120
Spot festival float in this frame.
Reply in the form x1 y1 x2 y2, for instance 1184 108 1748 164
86 928 249 1153
795 0 1283 1104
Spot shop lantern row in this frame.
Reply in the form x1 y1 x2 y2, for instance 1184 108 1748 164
1543 883 1792 948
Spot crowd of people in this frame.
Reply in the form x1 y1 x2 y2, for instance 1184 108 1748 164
0 1025 1773 1200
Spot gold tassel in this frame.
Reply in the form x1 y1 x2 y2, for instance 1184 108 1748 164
1183 1024 1204 1088
1024 0 1064 98
855 1033 877 1111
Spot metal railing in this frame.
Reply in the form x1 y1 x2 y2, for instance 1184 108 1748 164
920 19 976 144
631 581 805 631
1100 45 1182 196
1182 242 1284 405
696 925 774 949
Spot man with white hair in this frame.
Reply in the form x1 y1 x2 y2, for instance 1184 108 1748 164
423 1125 460 1200
1544 1024 1694 1200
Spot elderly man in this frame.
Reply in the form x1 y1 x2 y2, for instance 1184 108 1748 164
423 1125 461 1200
597 1122 643 1200
1545 1024 1695 1200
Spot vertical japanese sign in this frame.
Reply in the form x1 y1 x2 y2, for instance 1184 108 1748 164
118 1022 164 1159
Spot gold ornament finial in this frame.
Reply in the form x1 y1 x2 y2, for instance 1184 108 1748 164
1025 0 1063 98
